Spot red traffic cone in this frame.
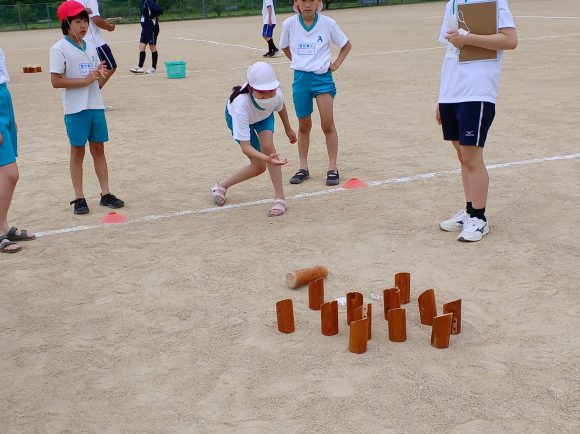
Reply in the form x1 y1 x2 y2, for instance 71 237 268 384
98 212 128 224
342 178 368 189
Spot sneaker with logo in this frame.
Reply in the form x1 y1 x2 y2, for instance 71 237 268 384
145 68 156 74
100 193 125 209
458 217 489 242
439 209 469 232
70 198 89 214
130 66 144 73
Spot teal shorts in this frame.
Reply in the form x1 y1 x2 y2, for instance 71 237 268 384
292 70 336 118
0 84 18 167
225 106 275 158
64 109 108 147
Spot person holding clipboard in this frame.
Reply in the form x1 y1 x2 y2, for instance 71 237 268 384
436 0 517 242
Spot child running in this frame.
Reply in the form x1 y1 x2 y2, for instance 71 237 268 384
50 1 124 215
436 0 517 242
211 62 297 217
280 0 351 186
261 0 279 58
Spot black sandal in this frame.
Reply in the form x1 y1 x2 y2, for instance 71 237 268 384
326 170 340 186
0 235 21 253
290 169 310 184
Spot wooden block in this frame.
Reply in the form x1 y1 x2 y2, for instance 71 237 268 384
276 299 295 334
387 308 406 342
443 299 462 335
346 292 363 325
395 272 410 304
383 287 401 320
354 303 372 340
431 313 453 349
418 288 437 326
286 265 328 289
348 318 368 354
308 277 324 310
321 300 338 336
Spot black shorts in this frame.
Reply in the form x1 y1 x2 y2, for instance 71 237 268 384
97 44 117 70
140 29 159 45
439 101 496 147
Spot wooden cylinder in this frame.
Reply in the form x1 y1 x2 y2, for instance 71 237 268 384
384 287 401 320
348 318 368 354
346 292 363 325
395 272 411 304
286 265 328 289
37 65 42 72
387 308 406 342
308 277 324 310
321 300 338 336
443 299 462 335
276 299 295 334
354 303 372 340
418 289 437 326
431 313 453 349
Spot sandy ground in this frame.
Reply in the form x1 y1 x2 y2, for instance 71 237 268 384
1 0 580 432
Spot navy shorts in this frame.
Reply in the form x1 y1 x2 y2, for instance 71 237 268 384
140 29 159 45
439 102 495 147
262 24 275 38
97 44 117 70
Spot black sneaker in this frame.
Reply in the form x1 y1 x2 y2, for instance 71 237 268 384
100 193 124 209
70 198 89 214
269 48 280 57
263 51 272 58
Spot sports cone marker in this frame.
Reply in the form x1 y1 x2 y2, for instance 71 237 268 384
99 212 128 224
342 178 368 189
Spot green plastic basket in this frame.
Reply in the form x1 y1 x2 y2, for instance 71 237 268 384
165 61 186 79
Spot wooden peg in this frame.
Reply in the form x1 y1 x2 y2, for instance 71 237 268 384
354 303 372 340
431 313 453 349
276 299 295 334
348 318 368 354
443 299 462 335
321 300 338 336
383 287 401 320
37 65 42 72
308 277 324 310
418 289 437 326
387 308 406 342
395 272 410 304
346 292 363 325
286 265 328 289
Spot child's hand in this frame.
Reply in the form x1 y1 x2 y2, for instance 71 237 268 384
329 62 339 72
269 153 288 166
286 128 297 144
446 30 468 48
97 60 108 78
85 70 102 84
435 104 441 125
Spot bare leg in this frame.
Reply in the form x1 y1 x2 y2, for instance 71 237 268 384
297 115 312 171
100 67 116 88
70 145 86 199
218 158 267 193
460 145 488 209
452 140 471 203
89 141 110 196
315 93 338 171
0 162 22 250
258 130 285 215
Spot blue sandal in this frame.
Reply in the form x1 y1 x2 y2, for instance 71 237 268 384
290 169 310 184
326 170 340 186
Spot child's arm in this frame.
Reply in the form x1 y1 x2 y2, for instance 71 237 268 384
277 104 297 144
239 141 288 166
281 47 292 61
51 61 107 89
267 6 272 26
446 28 517 51
92 15 115 32
329 40 352 72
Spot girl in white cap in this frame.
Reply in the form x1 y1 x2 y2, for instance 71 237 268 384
211 62 297 217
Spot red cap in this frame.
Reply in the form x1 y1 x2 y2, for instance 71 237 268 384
57 1 86 21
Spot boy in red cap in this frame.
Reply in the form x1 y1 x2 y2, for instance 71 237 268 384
50 1 125 215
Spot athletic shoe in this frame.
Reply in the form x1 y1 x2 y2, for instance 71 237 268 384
104 105 114 111
439 209 469 232
145 68 156 74
269 48 280 57
458 217 489 242
100 193 125 209
130 66 144 73
263 51 272 58
70 198 89 214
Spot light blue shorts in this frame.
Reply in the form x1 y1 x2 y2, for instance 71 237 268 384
225 106 275 158
0 83 18 167
292 70 336 118
64 109 108 147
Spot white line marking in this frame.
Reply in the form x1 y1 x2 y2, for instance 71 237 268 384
34 152 580 238
173 37 263 51
515 16 580 19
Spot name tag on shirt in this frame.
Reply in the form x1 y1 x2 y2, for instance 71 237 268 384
141 16 145 22
79 63 93 77
297 43 315 56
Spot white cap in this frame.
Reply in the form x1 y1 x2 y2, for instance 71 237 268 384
293 1 323 13
246 62 280 92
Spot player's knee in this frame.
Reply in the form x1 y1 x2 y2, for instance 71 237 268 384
89 143 105 158
298 119 312 133
320 121 335 135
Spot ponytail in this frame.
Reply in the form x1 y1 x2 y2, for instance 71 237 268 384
229 85 250 103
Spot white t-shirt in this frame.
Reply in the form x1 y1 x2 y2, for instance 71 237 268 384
262 0 276 25
226 88 284 142
49 37 104 115
69 0 106 47
438 0 515 104
280 13 349 74
0 47 9 84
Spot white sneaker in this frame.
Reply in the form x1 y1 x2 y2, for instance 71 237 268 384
145 67 156 74
104 105 114 111
130 66 144 73
458 217 489 242
439 210 469 232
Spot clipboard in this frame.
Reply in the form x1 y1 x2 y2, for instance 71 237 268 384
105 17 122 23
457 0 497 63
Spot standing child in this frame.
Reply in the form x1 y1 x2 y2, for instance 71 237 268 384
210 62 297 217
261 0 279 58
436 0 517 242
50 1 124 214
129 0 162 74
0 46 36 253
280 0 351 186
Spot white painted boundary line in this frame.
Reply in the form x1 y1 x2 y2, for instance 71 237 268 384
35 152 580 238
